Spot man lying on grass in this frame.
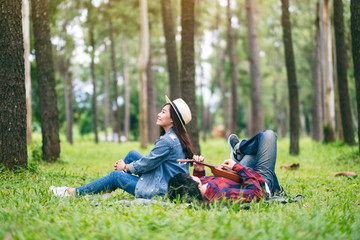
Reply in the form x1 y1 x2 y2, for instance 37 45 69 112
168 156 266 203
167 130 285 203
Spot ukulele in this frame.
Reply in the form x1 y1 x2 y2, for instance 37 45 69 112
177 159 241 183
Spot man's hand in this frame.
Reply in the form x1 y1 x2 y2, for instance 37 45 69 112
193 155 205 172
114 159 126 171
220 159 236 170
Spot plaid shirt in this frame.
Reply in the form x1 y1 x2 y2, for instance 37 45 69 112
193 163 266 203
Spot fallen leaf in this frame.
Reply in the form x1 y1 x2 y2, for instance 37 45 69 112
333 171 356 177
280 163 300 170
4 231 12 240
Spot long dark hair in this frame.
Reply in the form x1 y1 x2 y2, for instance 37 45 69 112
160 103 195 159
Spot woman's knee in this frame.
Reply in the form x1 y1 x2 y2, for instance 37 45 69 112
128 150 139 156
124 150 142 163
109 170 125 179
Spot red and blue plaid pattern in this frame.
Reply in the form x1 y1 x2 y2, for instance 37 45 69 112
193 163 265 203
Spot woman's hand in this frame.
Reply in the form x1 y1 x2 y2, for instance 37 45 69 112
220 159 236 170
114 159 126 171
193 155 205 172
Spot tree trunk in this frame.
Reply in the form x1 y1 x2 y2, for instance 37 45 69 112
216 48 228 135
122 39 130 142
350 0 360 155
161 0 180 99
246 103 252 137
199 64 207 142
59 56 73 144
245 0 264 136
109 18 121 143
202 105 209 142
273 74 279 134
68 72 73 143
334 0 355 145
213 2 227 137
333 44 344 141
300 104 307 137
278 91 288 138
281 0 299 155
104 43 109 140
31 0 60 161
312 4 323 142
138 0 149 148
147 51 157 143
181 0 200 154
226 0 238 135
0 0 28 170
58 13 73 144
89 24 99 144
22 0 32 144
323 0 336 142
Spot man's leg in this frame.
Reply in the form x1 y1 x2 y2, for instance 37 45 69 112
75 171 139 196
233 130 282 194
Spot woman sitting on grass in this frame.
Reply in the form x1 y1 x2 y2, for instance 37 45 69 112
50 95 195 199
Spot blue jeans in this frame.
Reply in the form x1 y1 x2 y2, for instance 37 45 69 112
75 150 144 196
237 130 282 194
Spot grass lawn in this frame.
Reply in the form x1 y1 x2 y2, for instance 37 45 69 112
1 136 359 239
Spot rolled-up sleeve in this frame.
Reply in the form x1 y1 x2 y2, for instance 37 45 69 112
129 138 171 174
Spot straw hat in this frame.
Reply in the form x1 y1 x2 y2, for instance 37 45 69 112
165 95 192 130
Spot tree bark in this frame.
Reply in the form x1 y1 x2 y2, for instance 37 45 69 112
138 0 149 148
212 2 227 136
281 0 299 155
226 0 238 135
68 72 74 143
278 91 288 138
334 0 355 145
58 12 73 144
300 104 307 137
0 0 28 170
31 0 60 161
89 23 99 144
104 43 109 140
122 39 130 142
312 4 323 142
181 0 200 154
333 44 344 141
109 18 121 143
147 51 157 143
273 73 279 134
245 0 264 136
216 48 228 134
22 0 32 144
59 56 73 144
323 0 336 142
350 0 360 155
161 0 181 99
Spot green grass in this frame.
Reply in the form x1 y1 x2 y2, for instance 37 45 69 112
1 136 360 239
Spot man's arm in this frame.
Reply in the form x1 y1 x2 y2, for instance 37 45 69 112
221 159 265 202
231 163 265 201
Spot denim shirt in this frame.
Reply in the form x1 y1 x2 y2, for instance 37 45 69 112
128 128 189 199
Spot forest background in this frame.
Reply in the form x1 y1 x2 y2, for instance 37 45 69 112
1 0 360 239
1 0 360 170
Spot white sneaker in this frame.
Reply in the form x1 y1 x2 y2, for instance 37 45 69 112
49 186 70 197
